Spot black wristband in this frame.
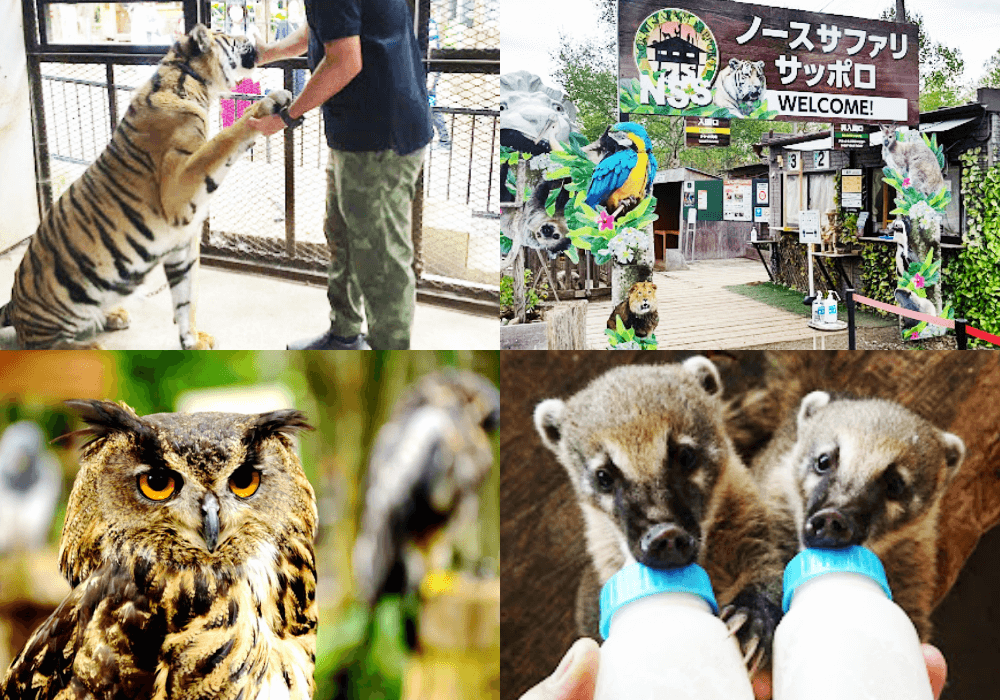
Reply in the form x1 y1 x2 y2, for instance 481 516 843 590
279 105 304 130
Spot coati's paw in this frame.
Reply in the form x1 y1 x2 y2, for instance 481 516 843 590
255 89 293 117
720 587 783 676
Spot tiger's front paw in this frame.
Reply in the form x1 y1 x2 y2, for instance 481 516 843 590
181 330 216 350
103 307 130 331
255 89 293 117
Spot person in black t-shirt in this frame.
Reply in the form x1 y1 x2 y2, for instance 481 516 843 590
251 0 433 350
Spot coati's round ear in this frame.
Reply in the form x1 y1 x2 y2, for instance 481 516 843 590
797 391 831 428
941 431 965 472
534 399 566 452
682 356 721 397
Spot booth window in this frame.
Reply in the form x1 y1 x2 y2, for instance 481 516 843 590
942 169 962 239
872 169 890 232
783 174 800 226
807 173 835 215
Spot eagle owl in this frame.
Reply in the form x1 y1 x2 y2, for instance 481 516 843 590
1 400 318 700
353 370 500 606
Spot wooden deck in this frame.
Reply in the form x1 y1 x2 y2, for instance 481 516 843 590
586 258 846 349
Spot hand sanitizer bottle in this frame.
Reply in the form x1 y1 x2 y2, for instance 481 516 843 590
593 562 754 700
773 546 933 700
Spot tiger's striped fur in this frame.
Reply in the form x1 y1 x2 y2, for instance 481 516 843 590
0 24 291 349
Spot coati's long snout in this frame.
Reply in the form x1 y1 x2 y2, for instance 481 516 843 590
804 508 864 548
639 522 696 567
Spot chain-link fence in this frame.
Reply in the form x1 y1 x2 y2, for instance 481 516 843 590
419 0 500 291
25 0 499 309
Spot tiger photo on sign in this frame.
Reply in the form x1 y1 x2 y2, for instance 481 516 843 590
0 24 292 349
713 58 767 116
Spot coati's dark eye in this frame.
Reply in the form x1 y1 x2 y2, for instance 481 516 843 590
677 446 698 474
814 453 833 475
594 465 617 493
884 466 906 500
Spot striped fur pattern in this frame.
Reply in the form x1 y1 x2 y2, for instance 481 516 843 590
1 401 318 699
0 24 292 349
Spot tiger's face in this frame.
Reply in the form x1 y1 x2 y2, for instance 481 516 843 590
164 24 259 95
727 59 766 103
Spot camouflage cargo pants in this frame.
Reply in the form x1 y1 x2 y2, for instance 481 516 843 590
324 147 426 349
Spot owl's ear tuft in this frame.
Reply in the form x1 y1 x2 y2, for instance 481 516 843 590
60 400 153 445
247 410 314 443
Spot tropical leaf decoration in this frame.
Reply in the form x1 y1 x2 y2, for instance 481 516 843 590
902 301 953 341
606 315 658 349
500 234 512 257
883 165 952 215
899 248 941 291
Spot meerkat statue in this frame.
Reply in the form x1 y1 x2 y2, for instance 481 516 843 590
752 391 965 641
534 356 783 673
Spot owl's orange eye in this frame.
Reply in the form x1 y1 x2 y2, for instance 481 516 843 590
138 472 177 501
229 466 261 499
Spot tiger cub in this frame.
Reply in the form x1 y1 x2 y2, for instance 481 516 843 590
0 24 291 349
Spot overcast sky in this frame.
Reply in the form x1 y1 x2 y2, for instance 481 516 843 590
501 0 1000 87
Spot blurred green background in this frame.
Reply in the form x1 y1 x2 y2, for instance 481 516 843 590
0 350 499 698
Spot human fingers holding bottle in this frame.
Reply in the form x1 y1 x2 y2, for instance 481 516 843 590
519 640 946 700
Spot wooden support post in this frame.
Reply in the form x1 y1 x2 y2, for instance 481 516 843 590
512 159 528 323
402 575 499 700
545 300 588 350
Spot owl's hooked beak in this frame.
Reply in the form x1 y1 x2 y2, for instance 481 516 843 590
201 492 220 552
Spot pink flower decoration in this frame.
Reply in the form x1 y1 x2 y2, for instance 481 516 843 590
913 273 925 289
902 177 912 187
598 211 615 231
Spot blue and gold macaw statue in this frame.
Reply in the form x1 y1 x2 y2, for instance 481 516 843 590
585 122 657 216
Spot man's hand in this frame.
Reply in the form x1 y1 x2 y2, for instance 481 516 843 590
247 113 285 137
748 644 947 700
520 640 947 700
519 639 599 700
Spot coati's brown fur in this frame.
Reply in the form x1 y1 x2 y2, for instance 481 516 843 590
607 281 659 338
534 357 783 672
751 391 965 641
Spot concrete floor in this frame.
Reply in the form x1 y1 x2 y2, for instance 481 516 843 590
0 241 498 350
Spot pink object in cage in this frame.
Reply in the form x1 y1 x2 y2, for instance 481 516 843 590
221 79 261 127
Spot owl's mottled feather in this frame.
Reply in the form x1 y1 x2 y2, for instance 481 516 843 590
2 400 318 700
353 371 499 606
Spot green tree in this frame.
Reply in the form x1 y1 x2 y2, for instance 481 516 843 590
550 0 787 176
551 36 616 142
981 49 1000 88
880 6 970 111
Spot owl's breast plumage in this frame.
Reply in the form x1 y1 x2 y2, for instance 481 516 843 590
2 540 317 700
154 541 317 700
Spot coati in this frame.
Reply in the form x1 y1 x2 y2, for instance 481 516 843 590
751 391 965 641
607 281 659 338
534 357 783 672
880 125 946 199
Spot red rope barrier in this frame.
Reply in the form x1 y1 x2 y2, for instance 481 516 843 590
967 325 1000 346
851 293 1000 347
850 294 954 329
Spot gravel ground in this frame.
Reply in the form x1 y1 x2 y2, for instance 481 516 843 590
746 324 961 350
